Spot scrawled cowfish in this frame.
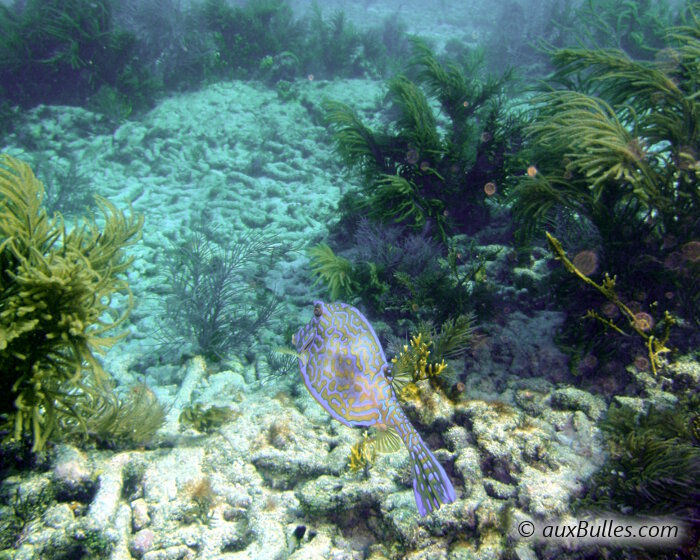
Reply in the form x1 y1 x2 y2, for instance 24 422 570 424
292 301 456 516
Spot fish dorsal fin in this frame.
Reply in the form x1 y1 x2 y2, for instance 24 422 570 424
373 425 403 454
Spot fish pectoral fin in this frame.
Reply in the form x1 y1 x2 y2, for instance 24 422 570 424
274 346 307 367
373 426 403 454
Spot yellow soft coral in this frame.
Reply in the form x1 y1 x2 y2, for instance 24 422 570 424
349 431 376 474
390 333 448 403
0 154 143 450
392 333 447 382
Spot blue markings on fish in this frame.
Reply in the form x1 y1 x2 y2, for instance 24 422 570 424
292 301 456 516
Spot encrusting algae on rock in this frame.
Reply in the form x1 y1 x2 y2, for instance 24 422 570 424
292 301 456 516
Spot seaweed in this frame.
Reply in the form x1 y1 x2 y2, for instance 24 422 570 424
0 0 409 109
179 403 237 433
432 312 478 360
562 0 682 58
577 398 700 526
511 7 700 353
309 218 498 326
0 154 143 452
410 39 510 155
304 7 366 79
308 243 357 301
38 157 94 218
0 0 155 110
161 225 285 361
321 100 391 177
84 383 166 449
512 23 700 252
314 39 520 334
324 39 520 241
199 0 302 79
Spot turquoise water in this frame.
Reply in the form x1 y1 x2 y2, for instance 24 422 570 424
0 1 698 558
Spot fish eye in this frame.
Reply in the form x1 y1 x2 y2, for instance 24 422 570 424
313 303 322 317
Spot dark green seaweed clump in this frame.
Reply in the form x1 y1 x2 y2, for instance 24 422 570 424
577 398 700 547
324 38 520 241
557 0 683 59
0 0 156 112
311 40 520 326
179 403 238 433
0 0 410 113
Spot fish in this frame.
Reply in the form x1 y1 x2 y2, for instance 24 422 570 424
292 301 456 516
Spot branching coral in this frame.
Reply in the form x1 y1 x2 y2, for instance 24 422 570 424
391 334 447 399
347 425 403 477
348 432 376 476
389 314 474 399
547 232 674 374
0 154 142 451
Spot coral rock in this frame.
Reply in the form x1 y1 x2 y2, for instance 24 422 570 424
130 529 155 558
131 498 151 531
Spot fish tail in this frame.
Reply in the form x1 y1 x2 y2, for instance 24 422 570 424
391 408 456 516
407 436 456 516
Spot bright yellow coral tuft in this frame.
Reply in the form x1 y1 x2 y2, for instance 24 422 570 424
391 332 447 387
348 432 376 474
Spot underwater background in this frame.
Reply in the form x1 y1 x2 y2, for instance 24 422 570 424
0 0 699 558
